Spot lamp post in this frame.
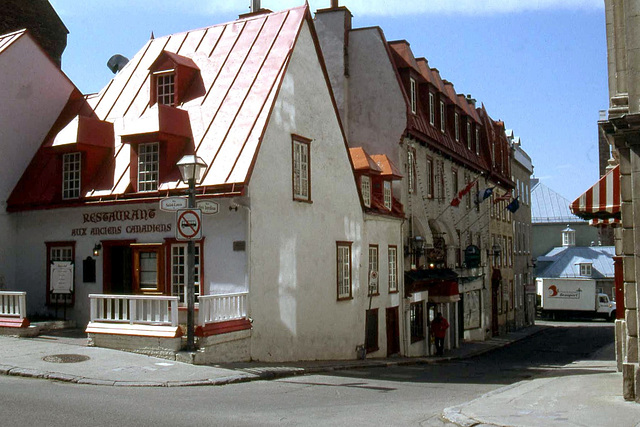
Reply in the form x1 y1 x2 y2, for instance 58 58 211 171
177 154 207 352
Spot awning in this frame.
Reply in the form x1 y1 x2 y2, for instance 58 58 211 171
404 269 460 303
570 165 620 220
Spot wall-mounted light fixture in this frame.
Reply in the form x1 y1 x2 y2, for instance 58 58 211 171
93 243 102 257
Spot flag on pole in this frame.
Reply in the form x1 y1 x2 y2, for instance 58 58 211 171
450 177 479 207
475 187 495 204
506 197 520 213
493 191 512 204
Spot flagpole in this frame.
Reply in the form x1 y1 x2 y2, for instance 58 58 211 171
434 173 482 223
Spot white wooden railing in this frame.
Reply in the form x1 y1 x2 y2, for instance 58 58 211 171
0 291 27 319
88 294 179 327
198 292 248 325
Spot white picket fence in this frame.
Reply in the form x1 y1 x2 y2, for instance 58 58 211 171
88 294 179 327
0 291 27 319
198 292 248 325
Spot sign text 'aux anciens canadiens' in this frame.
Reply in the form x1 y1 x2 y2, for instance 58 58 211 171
71 208 171 236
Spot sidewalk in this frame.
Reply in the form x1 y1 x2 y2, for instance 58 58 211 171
0 325 547 387
442 341 640 427
3 324 636 425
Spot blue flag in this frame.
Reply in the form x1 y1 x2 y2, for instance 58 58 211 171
506 197 520 213
476 187 494 204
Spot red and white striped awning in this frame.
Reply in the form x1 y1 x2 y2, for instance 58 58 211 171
570 165 620 220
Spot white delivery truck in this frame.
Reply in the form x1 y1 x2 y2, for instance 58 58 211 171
536 278 616 321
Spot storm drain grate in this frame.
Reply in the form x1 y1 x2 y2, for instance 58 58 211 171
42 354 90 363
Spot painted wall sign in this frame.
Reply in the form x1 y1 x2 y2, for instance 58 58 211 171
72 208 171 237
50 261 74 294
196 199 219 215
83 208 156 223
176 209 202 240
160 197 188 212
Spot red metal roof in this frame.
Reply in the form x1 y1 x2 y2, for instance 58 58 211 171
371 154 402 179
8 6 314 209
349 147 382 173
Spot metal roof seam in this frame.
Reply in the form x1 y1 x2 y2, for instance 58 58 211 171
200 15 272 182
107 37 172 121
224 14 292 183
193 27 209 53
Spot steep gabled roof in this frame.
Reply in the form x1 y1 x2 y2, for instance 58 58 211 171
532 179 585 224
9 6 317 209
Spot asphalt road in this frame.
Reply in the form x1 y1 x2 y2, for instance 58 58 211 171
0 320 614 427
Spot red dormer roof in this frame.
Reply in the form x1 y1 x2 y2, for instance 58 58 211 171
8 5 316 210
371 154 402 179
349 147 383 174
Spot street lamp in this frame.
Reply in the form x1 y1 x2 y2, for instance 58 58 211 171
177 154 208 352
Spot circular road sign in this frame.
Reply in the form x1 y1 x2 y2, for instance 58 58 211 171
176 209 202 240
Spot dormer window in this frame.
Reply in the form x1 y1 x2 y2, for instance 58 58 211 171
579 263 592 276
149 50 200 107
410 77 417 114
62 152 81 199
155 71 175 106
454 113 460 141
475 128 480 155
440 101 445 133
467 122 472 150
429 93 435 125
361 175 371 207
383 181 392 210
138 142 159 192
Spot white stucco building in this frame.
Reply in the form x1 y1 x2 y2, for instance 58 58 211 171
3 6 405 362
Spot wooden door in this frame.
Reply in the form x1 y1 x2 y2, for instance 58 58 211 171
132 244 165 295
386 306 400 356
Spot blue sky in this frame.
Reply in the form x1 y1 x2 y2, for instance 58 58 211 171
49 0 608 201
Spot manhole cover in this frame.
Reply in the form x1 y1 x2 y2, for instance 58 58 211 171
42 354 90 363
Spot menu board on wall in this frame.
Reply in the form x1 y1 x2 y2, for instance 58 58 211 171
50 261 74 294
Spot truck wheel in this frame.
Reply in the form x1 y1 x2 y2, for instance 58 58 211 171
610 311 616 322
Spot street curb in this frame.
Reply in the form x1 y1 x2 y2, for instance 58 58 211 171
0 325 549 388
441 326 551 426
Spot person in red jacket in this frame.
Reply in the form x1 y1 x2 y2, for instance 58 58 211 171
431 312 449 356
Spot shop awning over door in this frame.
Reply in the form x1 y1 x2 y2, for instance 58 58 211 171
570 165 620 220
405 269 460 303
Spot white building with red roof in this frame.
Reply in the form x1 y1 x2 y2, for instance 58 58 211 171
3 6 404 362
0 29 77 298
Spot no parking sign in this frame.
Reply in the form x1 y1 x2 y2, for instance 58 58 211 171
176 209 202 241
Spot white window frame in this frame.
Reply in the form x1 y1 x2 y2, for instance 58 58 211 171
361 175 371 207
410 77 417 114
579 263 592 276
429 93 435 125
388 246 398 293
138 142 159 192
454 113 460 141
62 152 81 200
292 137 311 202
475 128 480 155
426 157 434 198
155 71 175 106
383 181 392 210
337 242 352 300
467 122 472 150
368 245 379 296
407 149 415 194
170 243 201 304
440 101 446 133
